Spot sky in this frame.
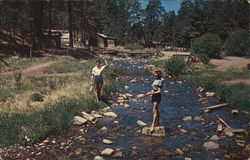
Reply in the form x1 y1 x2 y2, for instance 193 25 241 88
141 0 183 13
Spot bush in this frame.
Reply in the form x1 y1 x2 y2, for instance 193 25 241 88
165 56 186 76
191 33 222 63
30 93 44 102
224 29 250 57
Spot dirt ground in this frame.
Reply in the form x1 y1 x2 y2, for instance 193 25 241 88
210 56 250 72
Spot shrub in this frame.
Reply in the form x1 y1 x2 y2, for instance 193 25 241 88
13 71 22 87
191 33 221 63
165 56 186 76
224 29 250 57
30 93 44 102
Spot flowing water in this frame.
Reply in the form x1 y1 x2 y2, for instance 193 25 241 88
3 58 250 160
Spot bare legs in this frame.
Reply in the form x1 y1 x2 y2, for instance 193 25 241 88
151 102 160 132
94 83 103 102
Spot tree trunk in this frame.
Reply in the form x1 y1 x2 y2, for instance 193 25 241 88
68 1 73 48
48 0 52 50
136 14 148 47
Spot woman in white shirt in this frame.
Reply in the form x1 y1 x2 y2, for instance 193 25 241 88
147 68 164 132
91 58 108 102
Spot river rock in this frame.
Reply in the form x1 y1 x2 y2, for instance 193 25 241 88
93 156 104 160
183 116 192 121
217 124 223 132
210 135 220 141
194 116 205 122
104 112 117 118
185 157 192 160
175 148 184 156
92 113 103 118
231 109 239 114
101 148 114 156
224 131 234 137
142 126 166 137
124 104 129 107
203 141 219 150
100 127 108 131
137 120 147 126
197 87 205 92
74 147 82 155
180 129 188 133
73 116 87 125
103 139 113 145
125 93 133 97
205 92 216 97
130 79 137 83
82 112 95 122
124 86 129 90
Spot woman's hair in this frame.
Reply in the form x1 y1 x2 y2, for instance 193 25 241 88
96 60 101 64
154 68 162 78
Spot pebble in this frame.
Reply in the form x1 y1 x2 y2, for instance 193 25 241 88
100 127 108 131
205 92 216 97
93 156 104 160
185 157 192 160
82 111 95 122
183 116 192 121
130 79 137 83
217 124 223 132
194 116 205 122
180 129 188 133
224 131 234 137
103 139 113 145
113 121 119 124
104 112 117 118
101 148 114 156
51 140 56 144
124 86 129 90
137 120 147 126
210 135 220 141
203 141 219 150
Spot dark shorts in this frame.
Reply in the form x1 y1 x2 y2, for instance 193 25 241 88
152 93 161 103
93 76 103 84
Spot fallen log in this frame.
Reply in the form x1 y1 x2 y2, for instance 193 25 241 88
202 103 229 112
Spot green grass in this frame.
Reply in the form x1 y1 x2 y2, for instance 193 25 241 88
182 70 250 112
0 57 116 147
0 57 62 72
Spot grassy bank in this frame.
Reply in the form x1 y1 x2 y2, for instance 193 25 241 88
183 69 250 111
152 59 250 112
0 58 116 147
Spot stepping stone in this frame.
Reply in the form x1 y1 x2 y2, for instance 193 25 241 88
142 126 166 137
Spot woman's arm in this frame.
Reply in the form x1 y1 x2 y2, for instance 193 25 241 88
147 88 162 95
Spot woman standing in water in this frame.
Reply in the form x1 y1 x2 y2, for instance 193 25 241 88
91 58 108 102
147 68 164 132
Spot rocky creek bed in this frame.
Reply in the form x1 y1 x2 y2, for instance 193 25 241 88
1 58 250 160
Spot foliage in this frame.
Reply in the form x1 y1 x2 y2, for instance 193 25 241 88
164 56 186 76
13 71 22 87
191 33 221 63
224 29 250 57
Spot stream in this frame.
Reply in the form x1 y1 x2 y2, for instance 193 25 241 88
2 58 250 160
